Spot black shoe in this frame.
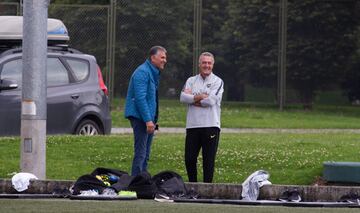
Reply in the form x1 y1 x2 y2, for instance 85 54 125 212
278 190 291 202
288 190 302 202
52 187 71 198
339 192 359 203
278 190 302 202
186 189 199 199
154 193 173 202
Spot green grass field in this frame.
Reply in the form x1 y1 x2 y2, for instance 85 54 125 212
1 199 359 213
112 99 360 129
2 100 360 185
1 133 360 185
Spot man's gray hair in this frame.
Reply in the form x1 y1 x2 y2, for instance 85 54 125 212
149 46 167 57
199 52 215 63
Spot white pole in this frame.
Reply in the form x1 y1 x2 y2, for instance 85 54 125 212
21 0 50 180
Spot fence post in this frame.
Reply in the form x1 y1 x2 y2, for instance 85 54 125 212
106 0 116 106
193 0 202 75
278 0 287 111
18 0 23 16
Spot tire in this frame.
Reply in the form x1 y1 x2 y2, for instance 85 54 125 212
75 119 103 135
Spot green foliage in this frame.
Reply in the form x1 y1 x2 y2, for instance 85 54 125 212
222 0 360 105
1 133 360 185
342 40 360 102
0 0 18 2
286 0 358 105
114 0 194 97
48 4 109 68
51 0 109 4
220 0 279 101
5 1 360 105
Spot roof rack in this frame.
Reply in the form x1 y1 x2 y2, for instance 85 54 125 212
47 45 83 54
0 44 82 58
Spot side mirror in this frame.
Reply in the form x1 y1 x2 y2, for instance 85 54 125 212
0 78 18 90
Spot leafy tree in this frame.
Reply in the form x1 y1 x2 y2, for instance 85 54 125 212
1 0 19 2
114 0 193 97
0 1 19 15
286 0 358 107
222 0 279 101
222 0 359 106
1 0 109 5
202 0 244 101
51 0 109 5
48 4 108 68
342 24 360 103
8 0 360 106
47 0 194 98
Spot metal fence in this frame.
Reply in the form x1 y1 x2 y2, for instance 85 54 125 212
114 0 194 99
0 3 19 15
1 0 360 108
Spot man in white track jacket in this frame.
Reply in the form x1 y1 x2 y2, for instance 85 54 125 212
180 52 224 183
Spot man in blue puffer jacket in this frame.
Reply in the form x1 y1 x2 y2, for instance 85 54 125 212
124 46 167 176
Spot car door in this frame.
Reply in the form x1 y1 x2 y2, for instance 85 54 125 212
0 57 22 135
46 56 95 134
49 56 97 135
46 57 77 134
0 56 76 135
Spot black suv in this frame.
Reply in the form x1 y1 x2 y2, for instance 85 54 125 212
0 16 111 136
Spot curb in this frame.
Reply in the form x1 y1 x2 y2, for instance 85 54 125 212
187 182 360 201
1 179 360 202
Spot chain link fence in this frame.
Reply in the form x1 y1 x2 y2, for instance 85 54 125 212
1 1 360 108
0 3 19 16
0 2 110 94
48 4 109 74
114 0 194 99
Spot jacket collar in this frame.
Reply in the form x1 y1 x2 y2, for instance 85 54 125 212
146 59 160 77
145 59 160 85
198 72 213 81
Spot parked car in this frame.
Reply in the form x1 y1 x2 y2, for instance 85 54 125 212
0 16 111 136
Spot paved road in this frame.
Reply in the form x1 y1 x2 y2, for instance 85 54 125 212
112 127 360 134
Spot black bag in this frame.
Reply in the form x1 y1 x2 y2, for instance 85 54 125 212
71 174 108 195
90 167 128 177
127 171 158 199
71 168 193 199
110 173 135 192
152 171 187 197
71 167 128 195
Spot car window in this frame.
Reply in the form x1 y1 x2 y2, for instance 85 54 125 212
1 57 69 88
47 58 69 86
66 59 89 81
1 59 22 87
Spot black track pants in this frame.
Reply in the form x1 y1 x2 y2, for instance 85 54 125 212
185 127 220 183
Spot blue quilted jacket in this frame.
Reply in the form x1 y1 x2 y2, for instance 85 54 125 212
124 59 159 123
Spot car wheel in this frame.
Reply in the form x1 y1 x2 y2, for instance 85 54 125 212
75 119 103 135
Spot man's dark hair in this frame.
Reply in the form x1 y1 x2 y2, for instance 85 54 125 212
149 46 167 57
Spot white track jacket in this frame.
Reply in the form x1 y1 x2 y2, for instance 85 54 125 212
180 73 224 129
